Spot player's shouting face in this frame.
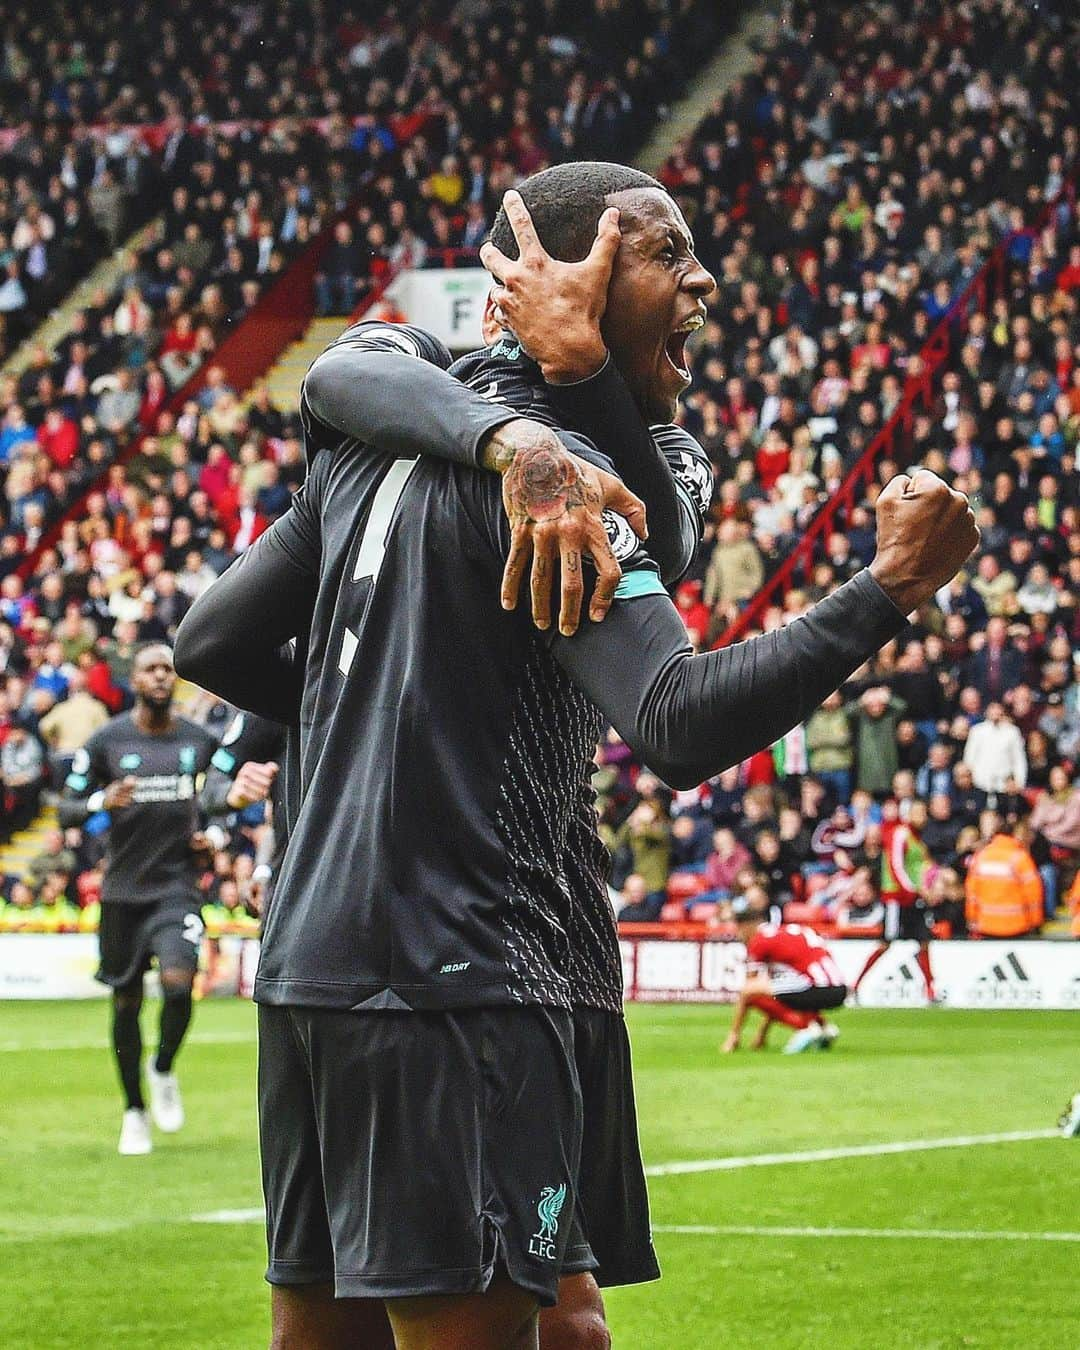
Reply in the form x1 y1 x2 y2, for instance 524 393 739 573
601 188 715 422
483 176 715 425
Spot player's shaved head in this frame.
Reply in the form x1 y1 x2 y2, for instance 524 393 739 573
488 161 667 264
132 642 177 713
133 642 174 672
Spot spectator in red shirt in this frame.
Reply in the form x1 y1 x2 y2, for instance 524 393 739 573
138 369 169 433
36 408 79 469
1057 245 1080 292
673 580 711 647
755 428 790 491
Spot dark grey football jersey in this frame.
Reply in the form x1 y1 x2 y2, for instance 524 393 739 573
255 434 649 1012
60 714 217 904
177 324 906 1015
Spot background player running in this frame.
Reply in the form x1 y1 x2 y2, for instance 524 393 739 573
723 893 848 1055
59 644 219 1154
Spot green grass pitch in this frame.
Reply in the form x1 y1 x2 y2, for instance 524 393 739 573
1 1000 1077 1349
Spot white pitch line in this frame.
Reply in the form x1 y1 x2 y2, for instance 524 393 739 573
192 1208 264 1224
653 1224 1080 1243
645 1129 1059 1176
0 1029 256 1053
188 1132 1061 1227
189 1215 1080 1247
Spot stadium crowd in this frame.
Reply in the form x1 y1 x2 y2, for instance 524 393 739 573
0 0 725 943
0 0 1078 949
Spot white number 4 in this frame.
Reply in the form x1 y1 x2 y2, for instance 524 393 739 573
339 458 419 676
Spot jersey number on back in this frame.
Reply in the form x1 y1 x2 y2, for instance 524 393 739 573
339 458 419 677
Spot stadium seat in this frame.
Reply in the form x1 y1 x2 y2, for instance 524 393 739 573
667 872 710 903
782 902 823 926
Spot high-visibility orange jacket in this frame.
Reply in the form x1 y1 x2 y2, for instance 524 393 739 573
965 835 1043 937
1066 872 1080 939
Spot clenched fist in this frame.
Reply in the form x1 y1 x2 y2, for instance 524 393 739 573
869 469 979 615
226 760 279 810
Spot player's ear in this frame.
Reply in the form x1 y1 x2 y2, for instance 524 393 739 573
481 292 502 345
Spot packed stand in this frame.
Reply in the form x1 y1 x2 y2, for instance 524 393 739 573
0 0 725 564
0 0 728 938
600 1 1080 937
651 0 1078 642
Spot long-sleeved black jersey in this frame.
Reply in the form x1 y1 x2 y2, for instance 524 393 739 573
201 709 290 904
176 325 907 1013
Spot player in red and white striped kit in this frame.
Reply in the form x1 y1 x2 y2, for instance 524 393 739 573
722 892 848 1054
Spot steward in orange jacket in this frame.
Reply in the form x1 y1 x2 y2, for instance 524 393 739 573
965 833 1043 938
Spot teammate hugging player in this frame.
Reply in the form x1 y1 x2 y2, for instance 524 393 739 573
176 161 977 1350
723 892 848 1054
59 644 217 1155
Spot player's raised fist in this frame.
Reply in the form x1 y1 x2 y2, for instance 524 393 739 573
869 469 979 616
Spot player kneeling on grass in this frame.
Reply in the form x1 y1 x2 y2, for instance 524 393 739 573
722 891 848 1055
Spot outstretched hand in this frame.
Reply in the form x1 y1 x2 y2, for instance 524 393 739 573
491 419 647 636
479 190 620 384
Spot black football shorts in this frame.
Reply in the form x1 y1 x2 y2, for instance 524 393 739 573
776 984 847 1012
561 1008 661 1288
97 898 204 989
258 1003 583 1306
883 899 935 943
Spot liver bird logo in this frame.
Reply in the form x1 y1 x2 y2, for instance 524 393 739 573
535 1183 567 1243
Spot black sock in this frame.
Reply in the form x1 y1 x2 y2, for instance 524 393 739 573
155 984 193 1074
112 995 144 1111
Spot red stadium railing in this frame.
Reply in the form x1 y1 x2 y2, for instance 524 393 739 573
714 190 1076 646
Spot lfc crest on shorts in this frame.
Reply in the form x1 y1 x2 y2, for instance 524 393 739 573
529 1182 566 1259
